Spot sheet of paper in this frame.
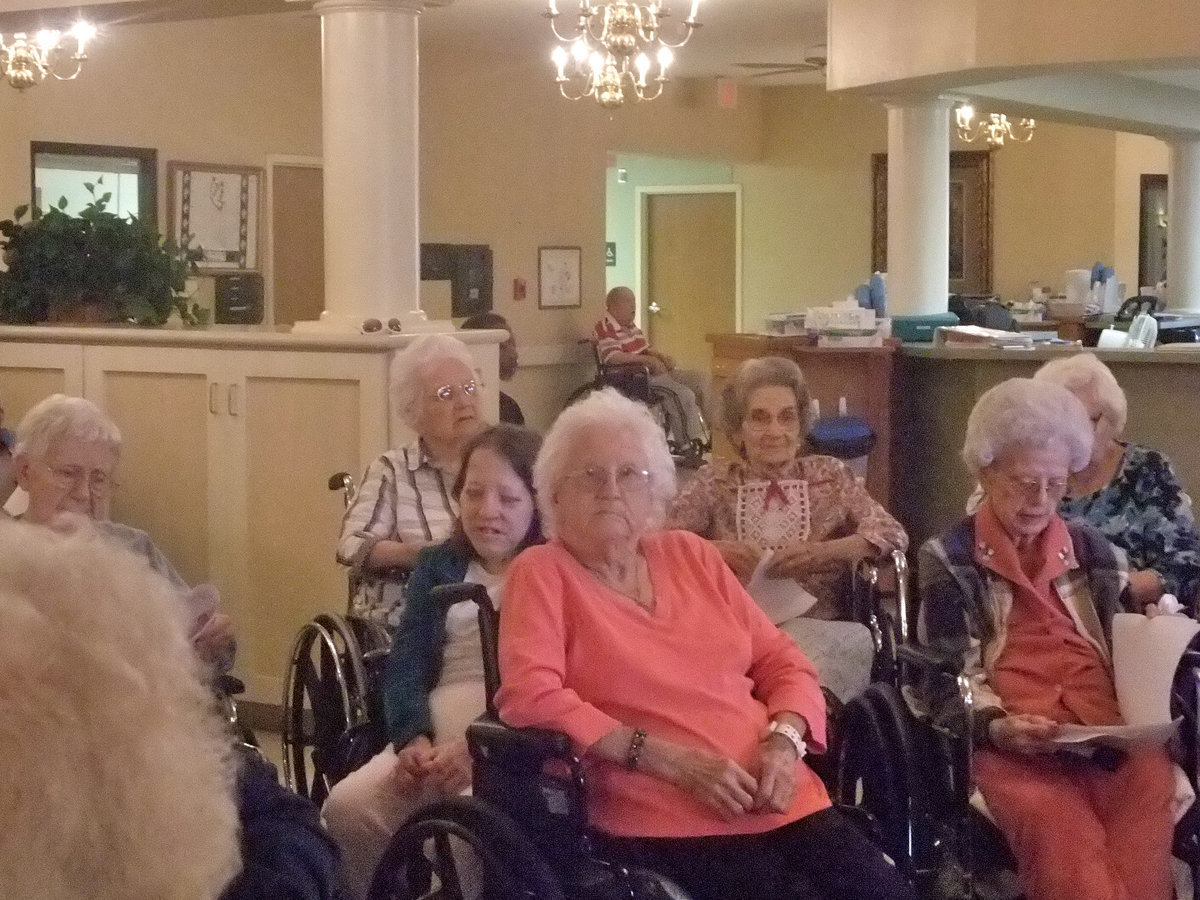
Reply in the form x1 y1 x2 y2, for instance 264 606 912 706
1051 718 1180 751
745 550 819 625
1112 612 1200 726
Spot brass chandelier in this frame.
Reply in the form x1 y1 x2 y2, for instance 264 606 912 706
955 104 1035 147
546 1 701 109
1 23 96 91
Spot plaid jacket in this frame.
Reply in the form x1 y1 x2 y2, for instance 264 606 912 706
916 515 1131 736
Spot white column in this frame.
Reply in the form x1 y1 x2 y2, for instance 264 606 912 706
1167 139 1200 312
294 0 445 333
885 98 952 317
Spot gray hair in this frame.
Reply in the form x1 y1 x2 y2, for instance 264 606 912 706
721 356 813 445
1034 352 1128 433
13 394 122 462
390 334 478 430
962 377 1093 475
534 388 676 538
0 518 239 898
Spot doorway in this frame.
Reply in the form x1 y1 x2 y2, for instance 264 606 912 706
266 157 325 327
636 186 741 376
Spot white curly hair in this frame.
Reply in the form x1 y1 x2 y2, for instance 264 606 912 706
0 518 241 900
390 334 478 431
962 377 1094 475
1033 351 1128 433
534 388 676 538
13 393 122 462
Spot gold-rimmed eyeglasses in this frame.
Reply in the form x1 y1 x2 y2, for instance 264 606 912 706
45 463 117 496
562 464 651 494
1002 475 1069 500
431 380 478 403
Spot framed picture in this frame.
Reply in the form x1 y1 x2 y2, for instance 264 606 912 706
168 161 263 272
538 245 582 309
871 150 993 295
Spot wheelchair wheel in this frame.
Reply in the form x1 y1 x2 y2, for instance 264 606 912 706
281 613 380 806
367 796 565 900
835 682 929 882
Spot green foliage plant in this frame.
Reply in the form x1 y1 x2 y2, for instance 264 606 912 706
0 180 201 326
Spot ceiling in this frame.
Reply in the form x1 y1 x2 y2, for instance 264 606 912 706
0 0 830 85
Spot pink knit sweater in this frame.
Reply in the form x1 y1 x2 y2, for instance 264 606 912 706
496 530 830 838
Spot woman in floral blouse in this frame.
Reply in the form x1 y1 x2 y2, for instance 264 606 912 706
668 356 907 700
1034 352 1200 611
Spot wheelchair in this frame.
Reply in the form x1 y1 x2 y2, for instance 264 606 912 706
835 575 1200 900
281 472 393 806
564 339 711 466
366 582 695 900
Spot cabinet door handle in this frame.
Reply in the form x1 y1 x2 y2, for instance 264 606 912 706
209 382 219 415
227 384 240 417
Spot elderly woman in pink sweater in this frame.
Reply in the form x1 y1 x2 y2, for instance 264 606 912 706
496 388 912 900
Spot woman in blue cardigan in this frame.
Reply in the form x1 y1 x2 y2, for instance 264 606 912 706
322 423 543 899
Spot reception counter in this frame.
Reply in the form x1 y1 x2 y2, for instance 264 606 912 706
708 334 1200 552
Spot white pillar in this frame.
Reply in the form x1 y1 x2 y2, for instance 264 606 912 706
885 98 952 317
1167 139 1200 312
294 0 446 333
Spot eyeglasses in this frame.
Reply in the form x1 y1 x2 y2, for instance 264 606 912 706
1002 475 1069 500
562 465 652 493
45 464 117 496
744 408 801 431
431 380 478 402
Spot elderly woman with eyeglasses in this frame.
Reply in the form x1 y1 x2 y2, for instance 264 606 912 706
12 393 234 670
920 377 1175 900
668 356 906 700
497 388 913 900
338 333 487 629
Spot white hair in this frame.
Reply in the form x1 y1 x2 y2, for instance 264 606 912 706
0 519 240 899
1034 351 1128 433
13 394 122 462
534 388 676 538
962 377 1093 475
390 334 478 430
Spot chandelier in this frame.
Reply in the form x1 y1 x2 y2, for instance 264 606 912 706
1 23 96 91
546 1 701 108
955 104 1035 147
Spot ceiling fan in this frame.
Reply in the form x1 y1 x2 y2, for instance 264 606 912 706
734 44 827 79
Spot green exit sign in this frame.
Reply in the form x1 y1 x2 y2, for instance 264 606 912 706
605 242 616 266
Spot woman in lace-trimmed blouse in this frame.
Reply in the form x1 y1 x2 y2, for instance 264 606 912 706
667 357 906 700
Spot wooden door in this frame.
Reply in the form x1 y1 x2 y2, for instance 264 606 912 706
271 163 325 326
644 191 737 375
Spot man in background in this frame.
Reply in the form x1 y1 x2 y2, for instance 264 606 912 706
594 285 707 455
460 312 525 426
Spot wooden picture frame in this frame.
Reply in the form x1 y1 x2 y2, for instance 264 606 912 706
871 150 994 295
168 161 263 272
538 245 582 309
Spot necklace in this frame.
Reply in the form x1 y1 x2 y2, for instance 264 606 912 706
586 555 652 610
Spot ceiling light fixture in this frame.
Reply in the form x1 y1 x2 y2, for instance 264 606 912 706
546 1 700 109
1 22 96 91
955 104 1035 147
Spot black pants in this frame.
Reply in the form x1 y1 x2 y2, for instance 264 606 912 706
597 807 914 900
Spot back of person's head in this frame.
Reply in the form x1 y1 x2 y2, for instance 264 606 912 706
451 423 545 552
0 519 240 899
13 394 122 462
460 312 509 331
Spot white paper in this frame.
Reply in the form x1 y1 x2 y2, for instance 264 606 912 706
1112 612 1200 726
745 550 819 625
1052 719 1181 751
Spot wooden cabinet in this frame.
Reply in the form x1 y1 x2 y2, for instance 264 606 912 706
706 334 898 510
0 328 502 705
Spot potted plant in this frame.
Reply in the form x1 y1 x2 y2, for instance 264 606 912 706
0 181 202 326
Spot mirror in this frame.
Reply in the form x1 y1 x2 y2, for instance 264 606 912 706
30 141 157 223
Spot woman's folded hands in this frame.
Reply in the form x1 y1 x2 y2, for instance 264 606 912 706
393 736 472 795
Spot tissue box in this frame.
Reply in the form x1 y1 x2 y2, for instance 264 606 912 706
892 313 959 343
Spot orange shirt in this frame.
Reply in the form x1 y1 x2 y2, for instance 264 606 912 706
497 530 830 838
975 502 1122 726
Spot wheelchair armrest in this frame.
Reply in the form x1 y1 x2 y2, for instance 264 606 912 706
896 642 961 676
467 716 577 773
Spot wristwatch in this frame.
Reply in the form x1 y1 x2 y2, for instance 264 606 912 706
767 720 807 759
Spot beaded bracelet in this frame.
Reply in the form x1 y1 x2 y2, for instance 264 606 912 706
626 728 648 770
